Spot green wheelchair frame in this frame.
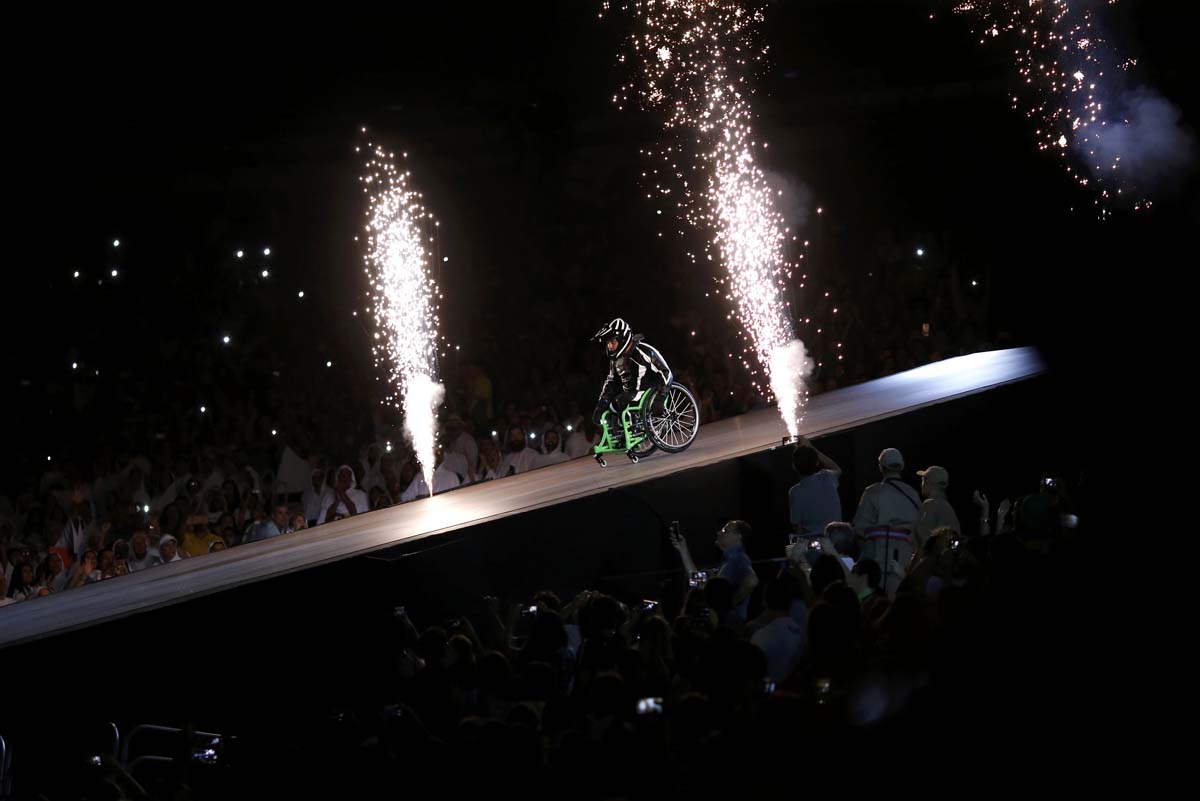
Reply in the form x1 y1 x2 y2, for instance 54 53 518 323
593 387 658 466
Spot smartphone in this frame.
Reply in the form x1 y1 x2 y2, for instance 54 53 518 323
642 599 659 613
763 678 777 695
950 538 961 551
637 697 664 715
688 571 707 589
807 539 823 551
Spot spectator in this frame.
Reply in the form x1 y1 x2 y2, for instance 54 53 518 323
915 465 962 550
670 520 758 622
499 426 539 477
38 552 69 593
181 514 223 557
538 426 569 468
6 561 36 601
565 419 599 459
158 535 182 564
0 573 16 606
127 531 162 572
788 436 843 538
751 576 806 682
303 467 328 527
319 466 370 523
476 438 503 482
444 415 479 481
400 449 463 502
250 504 291 543
853 448 921 594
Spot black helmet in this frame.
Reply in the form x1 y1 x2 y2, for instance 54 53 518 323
592 318 632 360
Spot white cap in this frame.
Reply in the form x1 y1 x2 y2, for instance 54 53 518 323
878 448 904 471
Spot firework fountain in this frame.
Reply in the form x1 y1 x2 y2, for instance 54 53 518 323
607 0 813 438
361 138 443 493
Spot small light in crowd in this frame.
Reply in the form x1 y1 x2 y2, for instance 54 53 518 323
112 239 120 247
236 250 244 258
263 247 271 256
972 280 978 286
261 269 270 278
72 362 78 369
298 290 305 298
143 505 150 513
111 269 119 277
47 455 51 461
200 405 207 413
222 335 231 344
385 443 393 452
492 430 498 437
566 424 573 432
529 433 536 439
442 256 449 262
73 270 80 278
326 360 333 368
816 207 823 214
271 429 277 436
916 248 925 257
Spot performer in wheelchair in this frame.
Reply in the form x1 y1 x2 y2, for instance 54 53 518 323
590 317 673 448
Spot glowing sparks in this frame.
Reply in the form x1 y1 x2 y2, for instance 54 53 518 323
362 143 444 492
609 0 812 435
954 0 1148 215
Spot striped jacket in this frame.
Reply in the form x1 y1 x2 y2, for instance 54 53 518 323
597 334 673 405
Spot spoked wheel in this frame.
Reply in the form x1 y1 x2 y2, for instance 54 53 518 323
644 384 700 453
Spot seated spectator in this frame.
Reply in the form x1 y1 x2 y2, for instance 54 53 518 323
475 439 503 482
249 504 291 543
158 535 182 564
127 531 162 572
181 514 223 557
444 414 478 481
302 467 328 527
6 561 36 601
499 426 540 477
538 427 569 468
788 436 843 538
400 448 463 502
564 420 599 459
319 466 370 523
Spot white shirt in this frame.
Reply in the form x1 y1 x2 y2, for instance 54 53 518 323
538 450 570 468
852 478 922 532
441 451 471 483
318 487 370 521
499 448 540 477
565 431 598 459
400 466 462 502
302 481 328 523
447 431 479 476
